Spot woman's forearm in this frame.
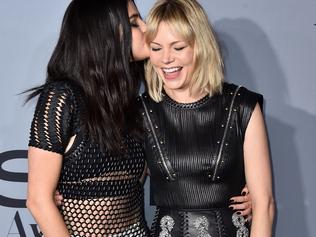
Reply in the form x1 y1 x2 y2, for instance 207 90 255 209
250 197 275 237
27 198 70 237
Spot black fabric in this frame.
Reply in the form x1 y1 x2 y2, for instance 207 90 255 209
139 83 262 236
29 81 149 237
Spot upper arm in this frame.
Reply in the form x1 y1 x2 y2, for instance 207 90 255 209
243 104 273 203
27 147 63 200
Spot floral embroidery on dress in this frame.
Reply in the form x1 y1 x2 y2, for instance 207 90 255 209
159 215 175 237
232 212 249 237
193 216 212 237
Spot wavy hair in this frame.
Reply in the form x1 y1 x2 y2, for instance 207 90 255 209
26 0 144 152
145 0 224 102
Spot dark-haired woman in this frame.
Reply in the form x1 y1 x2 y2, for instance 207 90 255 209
26 0 150 236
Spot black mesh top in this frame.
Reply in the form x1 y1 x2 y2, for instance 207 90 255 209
140 83 263 209
29 81 149 237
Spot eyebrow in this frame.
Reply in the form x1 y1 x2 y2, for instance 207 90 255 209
151 41 184 46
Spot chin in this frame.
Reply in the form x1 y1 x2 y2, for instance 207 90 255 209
163 83 183 92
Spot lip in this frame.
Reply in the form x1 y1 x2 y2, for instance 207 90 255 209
161 67 182 81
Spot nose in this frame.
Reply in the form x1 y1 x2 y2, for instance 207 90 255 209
139 19 147 33
162 49 175 64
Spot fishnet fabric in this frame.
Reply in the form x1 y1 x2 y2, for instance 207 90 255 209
29 81 149 236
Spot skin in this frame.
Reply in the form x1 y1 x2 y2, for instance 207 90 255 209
149 21 274 236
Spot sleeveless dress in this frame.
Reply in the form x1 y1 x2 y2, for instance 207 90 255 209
29 80 149 237
139 83 262 237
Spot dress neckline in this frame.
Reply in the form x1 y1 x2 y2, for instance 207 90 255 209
162 92 211 109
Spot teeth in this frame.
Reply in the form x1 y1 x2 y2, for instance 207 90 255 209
162 67 182 74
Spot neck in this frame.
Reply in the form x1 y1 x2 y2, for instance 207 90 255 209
163 87 207 103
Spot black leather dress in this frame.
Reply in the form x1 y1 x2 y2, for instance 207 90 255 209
139 83 262 237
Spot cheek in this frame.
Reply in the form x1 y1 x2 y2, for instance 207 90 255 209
131 33 140 49
183 51 195 66
150 51 163 65
149 54 159 66
131 35 144 59
150 58 163 75
132 28 145 46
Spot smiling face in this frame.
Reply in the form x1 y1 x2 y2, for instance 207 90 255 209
149 21 195 98
128 1 149 61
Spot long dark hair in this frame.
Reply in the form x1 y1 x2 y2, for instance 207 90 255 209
26 0 144 152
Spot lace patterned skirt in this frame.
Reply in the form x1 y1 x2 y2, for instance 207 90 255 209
150 207 249 237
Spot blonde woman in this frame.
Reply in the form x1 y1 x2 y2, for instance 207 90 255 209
140 0 275 236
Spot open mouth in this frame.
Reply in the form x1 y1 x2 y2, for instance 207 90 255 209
162 66 182 74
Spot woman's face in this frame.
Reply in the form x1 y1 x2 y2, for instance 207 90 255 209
149 21 195 95
128 1 149 61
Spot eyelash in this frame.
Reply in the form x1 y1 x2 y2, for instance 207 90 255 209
175 47 186 51
130 22 139 28
151 46 186 52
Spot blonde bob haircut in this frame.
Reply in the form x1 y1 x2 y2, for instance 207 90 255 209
145 0 224 102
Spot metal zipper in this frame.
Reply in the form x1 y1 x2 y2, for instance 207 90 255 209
140 95 175 181
212 86 241 181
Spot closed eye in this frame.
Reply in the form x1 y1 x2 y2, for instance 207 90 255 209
130 18 139 28
130 22 139 28
129 14 141 28
151 47 161 52
174 46 187 51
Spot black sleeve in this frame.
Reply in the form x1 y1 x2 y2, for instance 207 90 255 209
28 82 75 154
238 86 264 139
